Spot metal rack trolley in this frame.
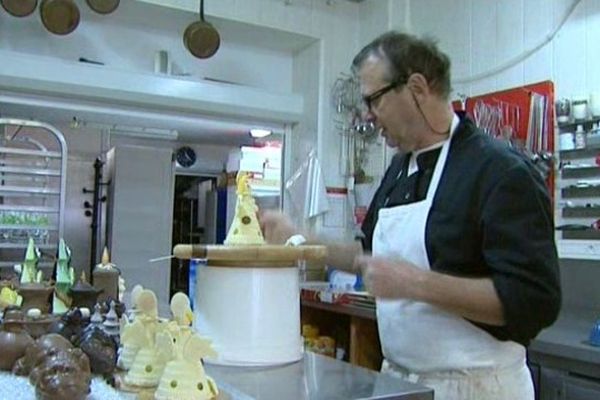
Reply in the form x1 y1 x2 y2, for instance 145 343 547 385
0 118 67 274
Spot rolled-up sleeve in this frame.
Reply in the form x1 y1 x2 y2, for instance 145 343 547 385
481 163 561 345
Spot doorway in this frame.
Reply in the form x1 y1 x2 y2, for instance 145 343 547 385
170 174 217 297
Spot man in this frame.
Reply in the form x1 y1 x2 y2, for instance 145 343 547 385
260 31 560 400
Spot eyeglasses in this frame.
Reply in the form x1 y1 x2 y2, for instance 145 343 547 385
362 81 402 112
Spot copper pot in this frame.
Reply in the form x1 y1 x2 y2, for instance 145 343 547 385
86 0 119 15
1 0 37 17
40 0 80 36
183 0 220 59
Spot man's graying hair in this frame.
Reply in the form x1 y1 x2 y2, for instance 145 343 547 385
352 31 451 99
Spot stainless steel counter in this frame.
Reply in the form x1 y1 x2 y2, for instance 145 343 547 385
207 352 433 400
529 307 600 366
0 354 433 400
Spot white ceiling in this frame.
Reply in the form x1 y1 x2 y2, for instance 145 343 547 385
0 91 283 146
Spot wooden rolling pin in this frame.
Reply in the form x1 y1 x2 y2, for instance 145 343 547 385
173 244 327 262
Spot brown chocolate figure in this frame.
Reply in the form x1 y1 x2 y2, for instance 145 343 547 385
30 347 91 400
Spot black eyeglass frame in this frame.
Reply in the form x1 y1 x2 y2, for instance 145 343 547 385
362 80 404 112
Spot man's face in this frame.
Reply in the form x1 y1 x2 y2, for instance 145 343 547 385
358 56 420 151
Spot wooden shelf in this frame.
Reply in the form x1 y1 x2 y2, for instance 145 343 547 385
558 116 600 129
560 146 600 159
562 230 600 240
562 186 600 198
562 207 600 218
301 299 376 321
562 166 600 179
301 299 382 371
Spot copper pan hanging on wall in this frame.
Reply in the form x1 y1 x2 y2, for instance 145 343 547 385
86 0 119 15
1 0 38 17
183 0 220 59
40 0 80 36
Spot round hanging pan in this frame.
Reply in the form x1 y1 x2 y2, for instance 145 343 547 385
183 0 220 59
86 0 119 15
40 0 80 36
1 0 38 17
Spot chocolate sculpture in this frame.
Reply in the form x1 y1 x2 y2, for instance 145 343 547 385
0 286 22 311
74 319 118 375
12 333 91 400
117 285 145 370
93 247 123 303
29 346 91 400
17 238 43 284
68 272 102 310
48 307 89 343
224 172 265 245
13 333 73 376
18 283 54 314
0 318 34 371
123 289 167 387
52 239 75 314
155 293 219 400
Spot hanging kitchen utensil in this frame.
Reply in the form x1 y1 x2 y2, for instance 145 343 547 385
1 0 37 17
86 0 119 15
40 0 80 36
183 0 220 59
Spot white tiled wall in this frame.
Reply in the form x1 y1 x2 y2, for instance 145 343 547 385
403 0 600 100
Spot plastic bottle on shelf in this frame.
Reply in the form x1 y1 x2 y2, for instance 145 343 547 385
575 124 586 149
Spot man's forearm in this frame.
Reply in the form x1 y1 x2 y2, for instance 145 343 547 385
307 238 363 273
416 272 506 326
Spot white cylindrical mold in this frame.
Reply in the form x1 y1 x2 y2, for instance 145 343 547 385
194 264 302 366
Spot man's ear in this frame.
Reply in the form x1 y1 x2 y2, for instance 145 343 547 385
406 73 431 100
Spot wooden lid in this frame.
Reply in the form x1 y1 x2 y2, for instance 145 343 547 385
173 244 327 267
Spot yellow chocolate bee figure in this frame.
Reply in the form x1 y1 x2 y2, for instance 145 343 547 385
224 172 266 245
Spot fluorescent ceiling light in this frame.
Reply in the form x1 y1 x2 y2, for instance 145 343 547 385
249 128 272 138
111 125 178 141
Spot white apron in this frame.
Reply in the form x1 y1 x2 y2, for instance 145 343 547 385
372 115 534 400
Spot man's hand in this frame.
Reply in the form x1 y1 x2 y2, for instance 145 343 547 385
258 210 299 244
354 255 426 299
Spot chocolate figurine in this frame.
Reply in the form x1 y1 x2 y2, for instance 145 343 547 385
52 239 75 314
93 247 122 303
68 272 102 310
117 285 145 370
74 316 118 375
103 301 120 344
155 293 218 400
29 346 91 400
17 238 43 284
123 289 166 387
16 239 54 314
18 283 54 314
13 333 73 376
47 308 89 343
0 317 34 371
